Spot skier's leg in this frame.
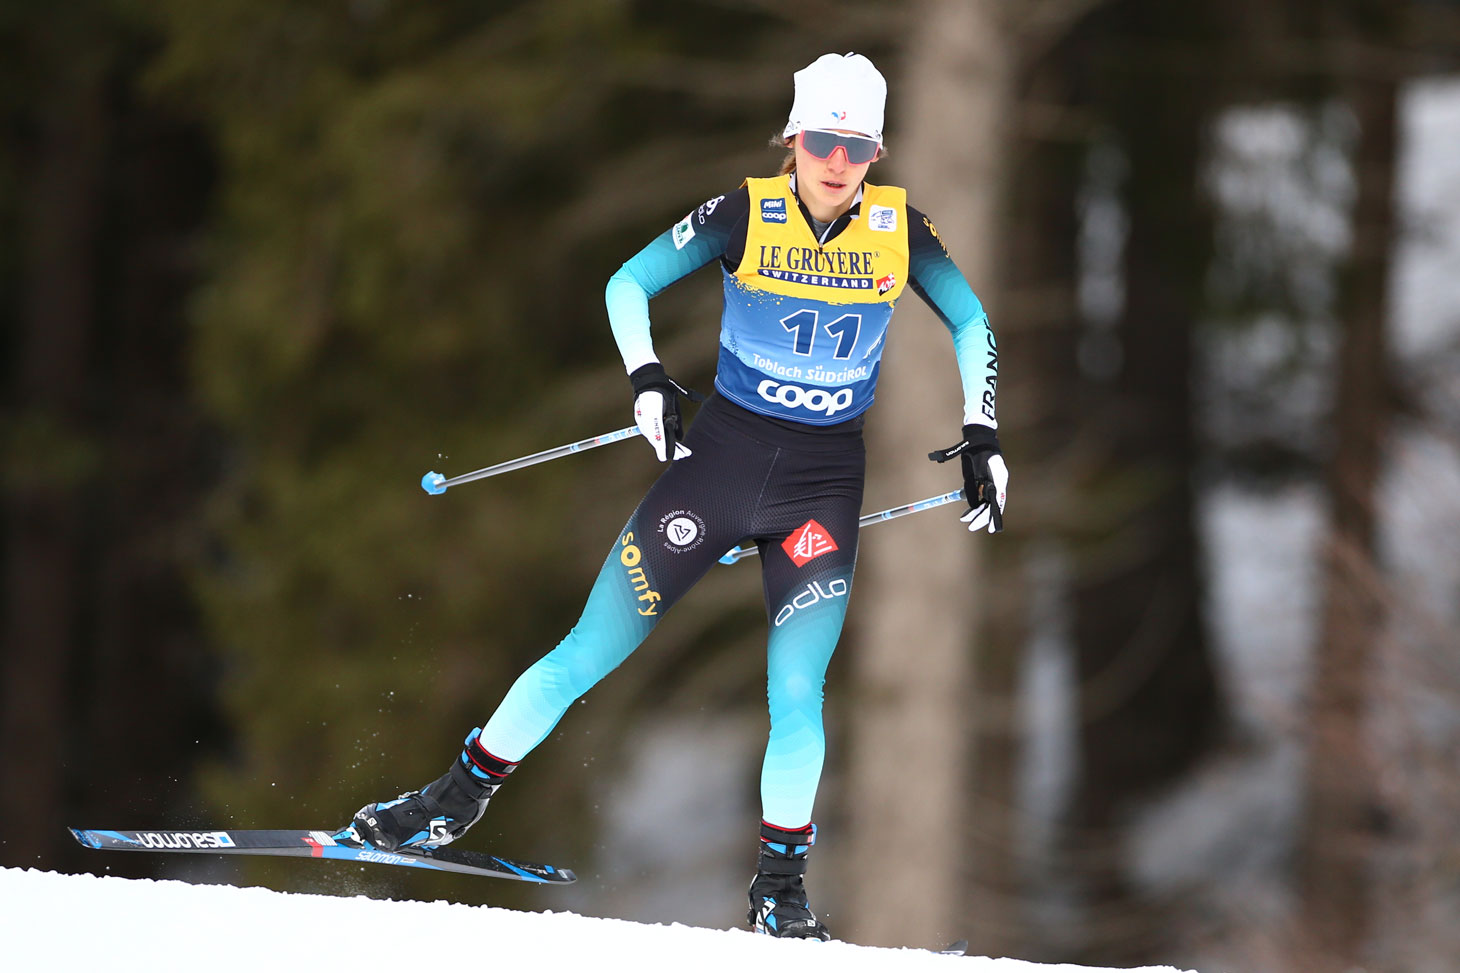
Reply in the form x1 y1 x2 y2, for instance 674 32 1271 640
477 506 707 760
757 496 862 830
480 407 770 759
346 405 768 850
749 488 861 940
348 504 725 851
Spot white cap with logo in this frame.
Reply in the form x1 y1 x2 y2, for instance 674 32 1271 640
782 52 887 143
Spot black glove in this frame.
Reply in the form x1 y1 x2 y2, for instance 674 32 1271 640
928 424 1007 534
629 363 699 462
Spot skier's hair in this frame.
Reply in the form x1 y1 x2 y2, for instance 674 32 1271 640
771 134 797 175
769 133 888 176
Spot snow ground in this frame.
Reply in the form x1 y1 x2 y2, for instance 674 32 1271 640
1 867 1196 973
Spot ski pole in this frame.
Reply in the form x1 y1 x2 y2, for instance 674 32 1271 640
717 489 968 564
421 425 642 495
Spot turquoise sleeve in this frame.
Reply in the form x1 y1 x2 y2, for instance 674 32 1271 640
907 226 999 428
606 216 732 373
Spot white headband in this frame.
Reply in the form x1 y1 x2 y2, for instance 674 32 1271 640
783 52 886 143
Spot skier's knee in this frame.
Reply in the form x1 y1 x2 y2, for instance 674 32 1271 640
769 671 824 716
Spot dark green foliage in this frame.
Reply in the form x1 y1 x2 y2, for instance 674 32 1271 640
121 0 803 906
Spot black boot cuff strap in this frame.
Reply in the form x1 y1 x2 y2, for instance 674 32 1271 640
449 758 498 797
756 854 808 876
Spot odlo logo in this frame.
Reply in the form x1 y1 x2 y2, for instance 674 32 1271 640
620 532 662 616
774 578 849 627
757 380 854 417
782 519 838 568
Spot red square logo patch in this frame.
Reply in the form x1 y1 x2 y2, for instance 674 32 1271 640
782 519 839 568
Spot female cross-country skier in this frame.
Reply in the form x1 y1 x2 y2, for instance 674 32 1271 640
342 52 1007 941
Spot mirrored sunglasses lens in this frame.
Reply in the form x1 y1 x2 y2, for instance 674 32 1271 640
802 131 878 164
801 130 838 158
842 138 878 164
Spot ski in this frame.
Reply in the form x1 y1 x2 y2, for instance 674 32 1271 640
69 827 576 884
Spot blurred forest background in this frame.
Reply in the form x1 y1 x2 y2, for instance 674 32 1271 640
3 1 1459 971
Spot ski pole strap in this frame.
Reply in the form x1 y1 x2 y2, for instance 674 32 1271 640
717 490 966 564
421 425 642 495
664 373 706 405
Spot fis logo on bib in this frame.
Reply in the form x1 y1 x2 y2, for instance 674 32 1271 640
761 198 788 223
758 379 854 417
868 204 898 232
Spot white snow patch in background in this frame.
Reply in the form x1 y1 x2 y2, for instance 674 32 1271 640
1 867 1198 973
1393 77 1460 358
1202 484 1325 727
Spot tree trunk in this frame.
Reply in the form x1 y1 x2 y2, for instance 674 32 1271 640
1 26 220 875
1297 67 1399 970
841 0 1015 948
0 71 108 867
1063 2 1226 962
977 29 1090 957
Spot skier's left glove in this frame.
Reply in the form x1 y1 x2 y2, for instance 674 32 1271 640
630 362 696 462
928 424 1007 533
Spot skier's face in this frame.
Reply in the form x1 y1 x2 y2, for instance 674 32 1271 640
794 128 879 222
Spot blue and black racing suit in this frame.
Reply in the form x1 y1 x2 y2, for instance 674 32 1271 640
478 174 998 830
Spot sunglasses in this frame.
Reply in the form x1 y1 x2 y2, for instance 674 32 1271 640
799 129 881 165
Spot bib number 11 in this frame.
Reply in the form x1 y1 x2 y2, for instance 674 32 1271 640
781 309 862 360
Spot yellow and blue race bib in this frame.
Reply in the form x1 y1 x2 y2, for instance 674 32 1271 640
714 175 910 424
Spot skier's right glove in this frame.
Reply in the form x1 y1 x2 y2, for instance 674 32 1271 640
928 424 1007 533
630 362 696 462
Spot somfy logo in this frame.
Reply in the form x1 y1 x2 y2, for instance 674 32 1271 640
757 380 854 416
619 532 661 616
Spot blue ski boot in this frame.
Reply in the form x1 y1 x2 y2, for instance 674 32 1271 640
748 821 830 941
340 728 516 851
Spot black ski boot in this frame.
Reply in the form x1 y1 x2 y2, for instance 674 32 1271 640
339 727 516 851
747 821 831 941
